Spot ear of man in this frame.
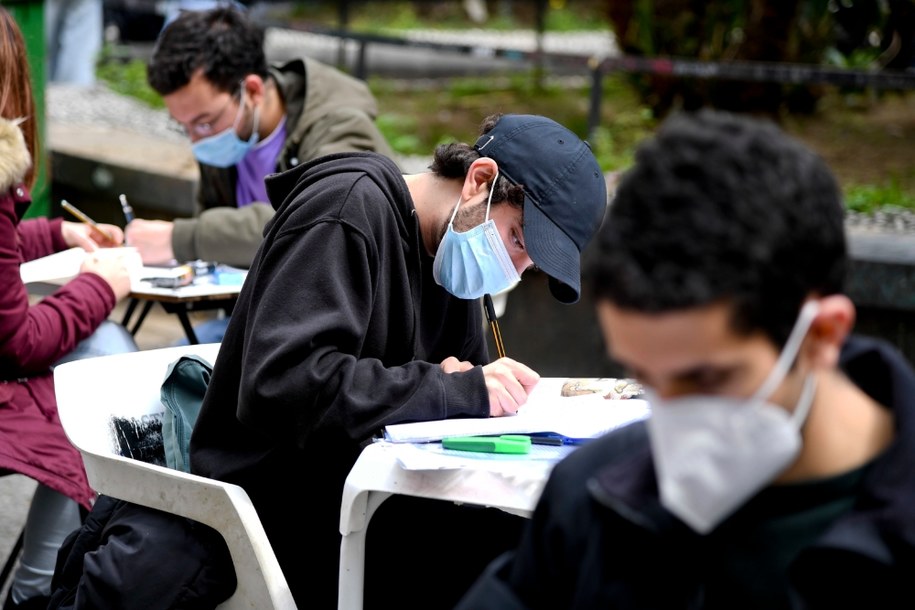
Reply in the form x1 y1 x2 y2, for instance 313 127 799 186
804 294 856 370
241 73 266 106
461 157 499 202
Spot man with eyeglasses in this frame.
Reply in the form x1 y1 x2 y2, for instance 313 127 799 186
125 7 393 270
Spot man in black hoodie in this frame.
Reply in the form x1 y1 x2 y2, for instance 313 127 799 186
190 113 608 608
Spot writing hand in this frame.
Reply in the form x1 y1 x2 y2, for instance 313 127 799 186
61 220 123 250
482 358 540 417
125 219 175 264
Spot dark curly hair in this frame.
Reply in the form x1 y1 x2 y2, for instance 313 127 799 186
147 7 268 95
429 114 526 211
589 109 846 347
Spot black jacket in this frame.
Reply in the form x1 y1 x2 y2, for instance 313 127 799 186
48 496 235 610
191 152 522 609
457 335 915 610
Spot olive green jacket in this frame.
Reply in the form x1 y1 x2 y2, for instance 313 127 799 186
171 57 396 267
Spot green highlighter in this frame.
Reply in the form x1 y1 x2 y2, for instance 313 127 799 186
441 434 532 454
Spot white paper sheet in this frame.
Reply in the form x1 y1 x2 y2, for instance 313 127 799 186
383 377 650 443
20 246 143 285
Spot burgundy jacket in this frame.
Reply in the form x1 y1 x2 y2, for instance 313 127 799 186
0 118 115 508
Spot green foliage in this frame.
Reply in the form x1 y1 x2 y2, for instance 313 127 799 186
96 50 164 109
288 0 610 33
844 181 915 214
375 113 423 154
824 47 882 70
369 72 656 172
543 2 610 32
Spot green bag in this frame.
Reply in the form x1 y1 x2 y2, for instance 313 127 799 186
159 355 213 473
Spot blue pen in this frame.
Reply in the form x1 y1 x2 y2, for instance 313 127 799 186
119 194 135 224
528 432 590 446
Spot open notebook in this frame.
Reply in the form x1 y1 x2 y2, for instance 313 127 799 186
383 377 650 444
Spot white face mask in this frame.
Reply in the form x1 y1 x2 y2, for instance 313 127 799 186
645 301 820 534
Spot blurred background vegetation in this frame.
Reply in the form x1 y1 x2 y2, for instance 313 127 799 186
98 0 915 211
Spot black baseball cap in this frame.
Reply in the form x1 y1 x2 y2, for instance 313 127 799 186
474 114 607 303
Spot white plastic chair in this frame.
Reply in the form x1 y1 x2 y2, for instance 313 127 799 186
53 344 296 610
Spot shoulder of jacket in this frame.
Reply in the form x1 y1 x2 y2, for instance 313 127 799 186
0 118 31 191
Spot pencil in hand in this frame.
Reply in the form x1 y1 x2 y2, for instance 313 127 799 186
61 199 115 242
484 293 506 359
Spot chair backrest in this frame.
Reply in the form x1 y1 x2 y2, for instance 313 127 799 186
54 344 296 610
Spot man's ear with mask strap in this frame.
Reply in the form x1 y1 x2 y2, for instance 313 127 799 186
805 294 856 369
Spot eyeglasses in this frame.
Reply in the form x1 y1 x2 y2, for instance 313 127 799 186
171 89 241 139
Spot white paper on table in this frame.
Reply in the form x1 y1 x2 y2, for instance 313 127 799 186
21 246 143 286
19 247 87 284
383 377 650 444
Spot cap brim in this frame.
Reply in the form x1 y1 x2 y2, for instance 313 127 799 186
523 196 581 304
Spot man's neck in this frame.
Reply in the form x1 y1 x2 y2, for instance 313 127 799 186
780 369 894 483
257 77 285 140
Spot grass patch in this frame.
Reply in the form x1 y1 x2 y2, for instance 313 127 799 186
96 49 164 109
283 0 611 33
845 181 915 214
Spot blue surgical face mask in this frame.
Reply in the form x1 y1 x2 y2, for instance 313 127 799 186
191 87 260 168
432 173 522 300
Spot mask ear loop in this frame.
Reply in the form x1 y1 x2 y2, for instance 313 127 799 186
752 300 821 402
789 374 817 428
447 170 500 228
230 84 247 131
233 82 260 145
446 194 462 227
484 171 499 222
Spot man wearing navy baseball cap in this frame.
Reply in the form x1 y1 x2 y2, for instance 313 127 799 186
174 113 609 608
470 113 608 303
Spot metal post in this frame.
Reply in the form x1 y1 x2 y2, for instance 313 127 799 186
587 57 604 146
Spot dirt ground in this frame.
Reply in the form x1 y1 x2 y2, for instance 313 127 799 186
781 90 915 195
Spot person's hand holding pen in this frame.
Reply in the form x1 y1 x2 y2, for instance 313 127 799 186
439 356 539 416
61 220 124 250
59 200 124 250
482 358 540 416
124 219 175 264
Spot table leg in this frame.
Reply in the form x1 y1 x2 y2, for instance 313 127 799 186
129 301 155 336
175 308 199 345
121 298 139 330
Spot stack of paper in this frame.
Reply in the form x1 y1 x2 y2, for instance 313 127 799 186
383 377 650 444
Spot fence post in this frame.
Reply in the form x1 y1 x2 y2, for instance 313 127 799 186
587 57 603 147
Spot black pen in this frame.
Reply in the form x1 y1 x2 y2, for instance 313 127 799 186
483 293 506 359
119 194 135 224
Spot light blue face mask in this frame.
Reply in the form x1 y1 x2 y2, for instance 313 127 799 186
191 87 260 168
432 173 522 300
